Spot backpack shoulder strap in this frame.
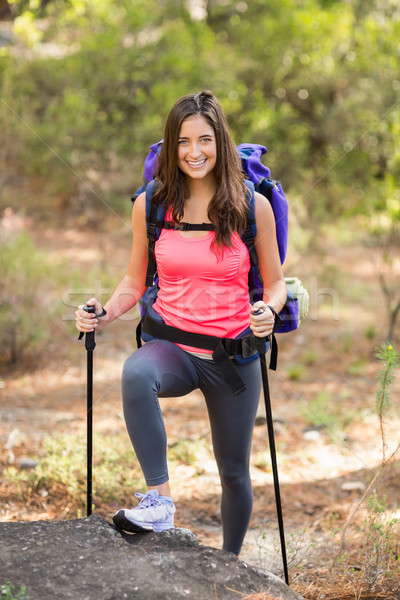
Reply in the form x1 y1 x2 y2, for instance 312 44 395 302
242 180 261 279
144 180 164 287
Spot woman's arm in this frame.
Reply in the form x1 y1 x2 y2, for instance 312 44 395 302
249 191 287 338
75 192 149 333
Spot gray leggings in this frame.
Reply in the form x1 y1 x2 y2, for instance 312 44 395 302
121 339 261 555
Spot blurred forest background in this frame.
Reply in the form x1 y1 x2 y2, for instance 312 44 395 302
0 1 400 598
0 0 399 363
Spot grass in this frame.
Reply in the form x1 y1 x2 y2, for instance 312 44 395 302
298 391 356 434
4 431 215 514
168 436 212 470
0 582 29 600
4 432 143 511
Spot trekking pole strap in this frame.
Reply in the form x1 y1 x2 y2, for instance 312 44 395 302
78 330 96 352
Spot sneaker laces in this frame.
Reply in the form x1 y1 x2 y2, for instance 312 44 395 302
134 491 164 510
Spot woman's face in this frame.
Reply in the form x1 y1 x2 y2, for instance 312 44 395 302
177 114 217 181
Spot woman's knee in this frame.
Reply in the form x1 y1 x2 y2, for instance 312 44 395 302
121 352 157 400
219 463 250 492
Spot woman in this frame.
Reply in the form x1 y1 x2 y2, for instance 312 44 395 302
75 91 286 556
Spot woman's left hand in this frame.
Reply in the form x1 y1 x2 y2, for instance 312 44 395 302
249 302 275 337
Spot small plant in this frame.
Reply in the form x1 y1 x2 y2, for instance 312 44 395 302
339 494 400 599
328 343 400 599
286 364 304 381
0 581 29 600
255 521 316 581
375 343 400 462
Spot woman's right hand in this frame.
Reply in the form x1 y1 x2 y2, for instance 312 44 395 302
75 298 103 333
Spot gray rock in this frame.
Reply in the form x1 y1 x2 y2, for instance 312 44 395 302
17 458 38 469
0 514 304 600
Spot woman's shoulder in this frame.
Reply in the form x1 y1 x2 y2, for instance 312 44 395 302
131 191 147 229
254 190 272 211
132 190 146 209
253 191 275 228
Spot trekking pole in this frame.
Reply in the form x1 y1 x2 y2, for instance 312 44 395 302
253 309 289 586
78 305 96 517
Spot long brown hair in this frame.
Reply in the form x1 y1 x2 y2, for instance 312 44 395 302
153 91 249 249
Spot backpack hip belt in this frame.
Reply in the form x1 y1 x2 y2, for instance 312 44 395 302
138 314 279 395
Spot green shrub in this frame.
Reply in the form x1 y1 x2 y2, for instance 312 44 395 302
0 232 59 367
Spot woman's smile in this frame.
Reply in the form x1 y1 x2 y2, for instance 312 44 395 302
186 158 207 168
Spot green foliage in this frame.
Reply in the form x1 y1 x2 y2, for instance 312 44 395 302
0 227 121 370
0 582 29 600
0 232 60 367
375 342 399 419
1 0 239 215
1 0 399 224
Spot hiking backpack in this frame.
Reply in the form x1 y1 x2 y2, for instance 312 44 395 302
132 141 308 336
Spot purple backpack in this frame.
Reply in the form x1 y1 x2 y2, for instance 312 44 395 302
132 141 300 333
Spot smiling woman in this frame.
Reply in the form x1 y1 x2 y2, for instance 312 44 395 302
177 116 217 180
75 90 287 558
153 91 250 250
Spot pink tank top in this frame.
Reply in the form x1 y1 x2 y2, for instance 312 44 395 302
152 224 252 354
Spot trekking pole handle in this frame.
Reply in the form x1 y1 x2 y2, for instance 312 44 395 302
78 305 96 351
83 305 96 315
252 307 264 316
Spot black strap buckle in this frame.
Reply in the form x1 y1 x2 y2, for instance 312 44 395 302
241 334 258 359
175 222 190 231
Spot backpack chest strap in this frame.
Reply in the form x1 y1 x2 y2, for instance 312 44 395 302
161 221 215 231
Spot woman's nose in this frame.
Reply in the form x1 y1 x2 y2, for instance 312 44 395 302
188 142 202 158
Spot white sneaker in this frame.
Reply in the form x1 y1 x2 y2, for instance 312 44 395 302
113 490 176 533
